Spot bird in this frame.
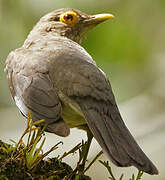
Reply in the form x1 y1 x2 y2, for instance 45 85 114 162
5 8 158 175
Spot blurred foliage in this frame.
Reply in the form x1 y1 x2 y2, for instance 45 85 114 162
0 0 165 107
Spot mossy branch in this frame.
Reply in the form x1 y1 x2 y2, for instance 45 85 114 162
0 114 143 180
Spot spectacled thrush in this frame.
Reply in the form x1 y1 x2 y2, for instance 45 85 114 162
5 8 158 175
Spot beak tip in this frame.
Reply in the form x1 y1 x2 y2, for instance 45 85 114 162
103 13 115 20
109 14 115 19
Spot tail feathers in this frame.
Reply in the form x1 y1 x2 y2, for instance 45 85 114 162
81 107 158 175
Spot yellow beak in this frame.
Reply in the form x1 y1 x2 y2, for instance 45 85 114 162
92 13 114 22
84 13 114 25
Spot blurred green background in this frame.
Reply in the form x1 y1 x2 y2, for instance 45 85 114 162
0 0 165 179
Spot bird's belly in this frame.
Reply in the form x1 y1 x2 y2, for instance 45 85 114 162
58 91 86 128
61 103 86 128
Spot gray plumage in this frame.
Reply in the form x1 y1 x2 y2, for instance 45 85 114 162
5 8 158 175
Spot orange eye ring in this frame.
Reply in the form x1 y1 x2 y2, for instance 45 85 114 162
60 11 78 26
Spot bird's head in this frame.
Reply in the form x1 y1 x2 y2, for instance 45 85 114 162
32 8 114 44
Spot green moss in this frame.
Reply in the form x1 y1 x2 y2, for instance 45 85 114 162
0 116 92 180
0 116 143 180
0 140 91 180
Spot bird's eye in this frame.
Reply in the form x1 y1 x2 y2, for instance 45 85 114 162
60 11 78 26
64 14 73 21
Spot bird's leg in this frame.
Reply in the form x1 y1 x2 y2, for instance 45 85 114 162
77 127 93 174
82 128 93 168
